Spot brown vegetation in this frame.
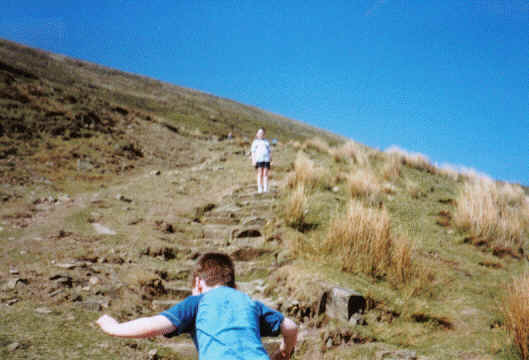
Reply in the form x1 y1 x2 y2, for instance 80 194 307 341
287 151 326 191
303 137 331 154
347 167 383 200
503 273 529 359
455 177 528 249
385 145 436 173
324 200 392 278
330 141 369 166
323 200 433 293
284 184 308 230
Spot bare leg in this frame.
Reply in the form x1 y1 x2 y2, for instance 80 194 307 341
256 167 263 193
263 168 269 192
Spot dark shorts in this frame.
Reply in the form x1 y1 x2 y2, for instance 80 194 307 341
255 161 270 169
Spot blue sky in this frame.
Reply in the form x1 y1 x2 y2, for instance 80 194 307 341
1 1 527 185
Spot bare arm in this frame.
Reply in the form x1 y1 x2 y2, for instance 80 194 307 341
96 314 176 338
276 317 298 359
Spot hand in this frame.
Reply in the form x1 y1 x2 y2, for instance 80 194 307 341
271 344 293 360
96 314 119 335
271 349 291 360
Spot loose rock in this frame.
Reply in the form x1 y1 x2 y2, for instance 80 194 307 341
50 274 73 288
56 262 86 270
376 350 418 360
6 278 27 290
148 349 159 360
92 223 116 235
7 342 21 352
81 297 111 311
58 194 71 202
116 194 132 203
6 298 19 306
35 307 53 314
319 287 366 322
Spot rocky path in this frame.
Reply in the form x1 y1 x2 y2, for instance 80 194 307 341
1 140 385 360
154 183 286 356
0 140 296 359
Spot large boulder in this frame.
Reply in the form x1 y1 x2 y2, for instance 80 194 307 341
319 287 366 322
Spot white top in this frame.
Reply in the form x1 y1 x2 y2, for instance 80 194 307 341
251 139 271 162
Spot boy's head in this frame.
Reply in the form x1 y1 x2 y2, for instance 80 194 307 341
191 253 235 293
256 128 265 139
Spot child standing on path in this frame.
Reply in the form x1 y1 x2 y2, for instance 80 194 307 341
96 253 298 360
251 128 272 193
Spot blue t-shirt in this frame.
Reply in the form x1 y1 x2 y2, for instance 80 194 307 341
160 286 284 360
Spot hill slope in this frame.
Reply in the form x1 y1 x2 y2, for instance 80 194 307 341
1 39 528 360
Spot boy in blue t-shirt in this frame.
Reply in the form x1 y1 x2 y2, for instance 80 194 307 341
96 253 297 359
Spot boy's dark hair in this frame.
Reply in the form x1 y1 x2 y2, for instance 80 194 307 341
192 252 235 288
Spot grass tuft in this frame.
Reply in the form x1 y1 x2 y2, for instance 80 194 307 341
330 141 368 166
347 167 383 200
284 184 308 231
503 272 529 360
385 145 436 173
324 199 392 278
287 151 327 191
382 153 402 180
303 137 331 154
454 177 528 249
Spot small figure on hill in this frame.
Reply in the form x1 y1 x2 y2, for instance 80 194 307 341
96 252 298 360
251 128 272 193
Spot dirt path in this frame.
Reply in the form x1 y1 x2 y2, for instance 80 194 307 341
0 139 293 359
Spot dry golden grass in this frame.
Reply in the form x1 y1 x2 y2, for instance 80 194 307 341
455 177 528 248
390 235 414 285
325 199 392 278
284 183 308 230
405 178 422 199
303 137 331 154
385 145 436 173
347 167 383 199
288 140 302 150
503 272 529 359
437 163 462 181
389 236 434 295
330 141 369 166
287 151 326 191
382 153 402 180
323 200 432 292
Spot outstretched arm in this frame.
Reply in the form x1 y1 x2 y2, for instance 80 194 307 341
96 314 176 338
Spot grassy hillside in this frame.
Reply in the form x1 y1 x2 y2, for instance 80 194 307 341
0 38 341 198
1 39 528 360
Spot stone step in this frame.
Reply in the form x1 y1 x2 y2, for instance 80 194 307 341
229 236 265 248
210 204 243 215
200 224 233 239
161 338 281 359
231 193 275 202
202 214 240 226
240 216 267 227
234 199 275 209
187 238 230 248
